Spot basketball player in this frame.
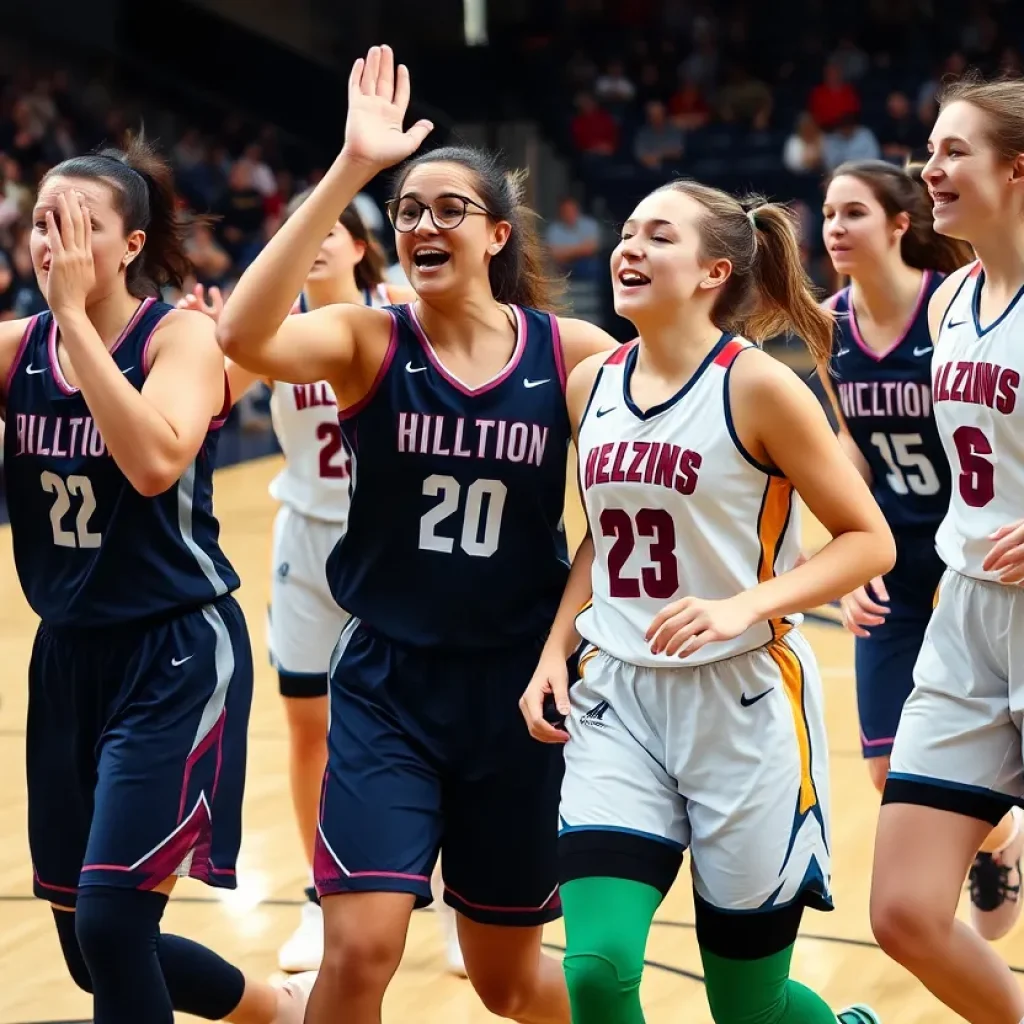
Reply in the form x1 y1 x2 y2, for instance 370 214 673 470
520 181 895 1024
0 140 313 1022
182 205 465 977
870 77 1024 1023
217 46 616 1024
820 160 1024 943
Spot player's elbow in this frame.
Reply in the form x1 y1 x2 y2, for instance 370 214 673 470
128 460 182 498
867 521 898 578
215 317 265 363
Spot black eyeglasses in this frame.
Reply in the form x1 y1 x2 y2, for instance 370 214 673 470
386 194 494 232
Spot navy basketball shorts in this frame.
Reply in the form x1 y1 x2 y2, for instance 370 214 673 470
854 530 944 759
314 618 564 927
27 595 253 909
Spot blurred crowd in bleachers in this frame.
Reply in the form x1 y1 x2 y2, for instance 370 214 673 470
0 1 1020 328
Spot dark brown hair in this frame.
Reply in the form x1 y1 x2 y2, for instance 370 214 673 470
828 159 974 274
338 204 387 291
392 146 565 311
42 132 190 298
938 74 1024 161
656 180 835 365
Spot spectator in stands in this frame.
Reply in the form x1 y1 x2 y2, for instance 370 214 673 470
214 159 267 271
828 34 870 82
594 57 636 112
716 63 773 129
634 100 684 170
571 91 619 156
185 220 232 290
809 60 861 131
546 194 601 283
668 71 711 130
635 61 666 108
679 34 719 96
0 249 14 320
878 90 927 162
783 112 825 175
822 113 881 172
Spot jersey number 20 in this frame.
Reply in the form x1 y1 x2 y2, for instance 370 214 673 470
41 471 101 548
419 474 507 557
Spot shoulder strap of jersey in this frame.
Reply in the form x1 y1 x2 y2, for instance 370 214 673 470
712 336 750 369
604 339 638 365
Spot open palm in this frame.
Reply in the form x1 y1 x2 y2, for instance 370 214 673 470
343 45 433 170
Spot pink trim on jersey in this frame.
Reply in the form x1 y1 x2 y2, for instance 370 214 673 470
847 271 932 363
861 730 896 748
969 260 983 278
210 371 232 431
549 313 567 392
33 870 79 895
407 302 528 396
821 289 845 312
177 709 226 822
605 339 638 366
4 314 40 398
48 296 154 394
337 308 399 422
444 881 561 914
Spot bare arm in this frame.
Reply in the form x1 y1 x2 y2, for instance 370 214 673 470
217 44 432 384
555 316 619 377
0 317 33 401
59 308 226 496
733 352 895 620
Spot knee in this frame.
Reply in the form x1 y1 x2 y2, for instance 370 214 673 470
321 917 405 995
563 950 639 1010
870 888 946 964
471 972 534 1020
51 909 93 994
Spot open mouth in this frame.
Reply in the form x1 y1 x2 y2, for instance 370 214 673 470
413 247 451 270
930 191 959 208
617 268 651 288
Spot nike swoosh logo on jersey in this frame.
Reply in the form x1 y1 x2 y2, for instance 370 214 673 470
171 655 194 667
740 687 774 707
595 406 616 417
835 348 850 357
523 378 550 388
947 319 968 329
406 362 427 373
25 364 47 374
913 346 933 356
121 365 135 374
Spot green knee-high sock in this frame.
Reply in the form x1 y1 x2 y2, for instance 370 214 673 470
701 945 837 1024
560 876 664 1024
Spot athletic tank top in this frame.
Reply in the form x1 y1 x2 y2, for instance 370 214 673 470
827 271 950 532
2 299 238 626
932 262 1024 581
576 336 802 667
327 302 572 648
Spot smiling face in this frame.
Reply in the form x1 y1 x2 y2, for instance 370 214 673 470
923 99 1023 243
822 173 907 276
391 161 510 300
31 174 144 302
611 189 731 321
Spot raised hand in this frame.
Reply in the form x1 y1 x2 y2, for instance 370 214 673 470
341 45 434 171
45 190 96 317
177 283 225 323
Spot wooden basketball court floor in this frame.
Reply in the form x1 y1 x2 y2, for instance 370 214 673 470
2 452 1023 1023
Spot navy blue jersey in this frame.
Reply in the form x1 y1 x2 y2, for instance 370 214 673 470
827 271 951 531
2 298 239 626
328 303 572 648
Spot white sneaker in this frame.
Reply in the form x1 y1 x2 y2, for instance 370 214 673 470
431 868 467 977
277 899 324 973
969 805 1024 941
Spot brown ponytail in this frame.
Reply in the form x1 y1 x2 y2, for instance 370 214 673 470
43 132 191 298
656 181 835 366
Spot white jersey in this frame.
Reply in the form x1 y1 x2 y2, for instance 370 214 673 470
933 263 1024 582
268 285 391 523
576 337 803 668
